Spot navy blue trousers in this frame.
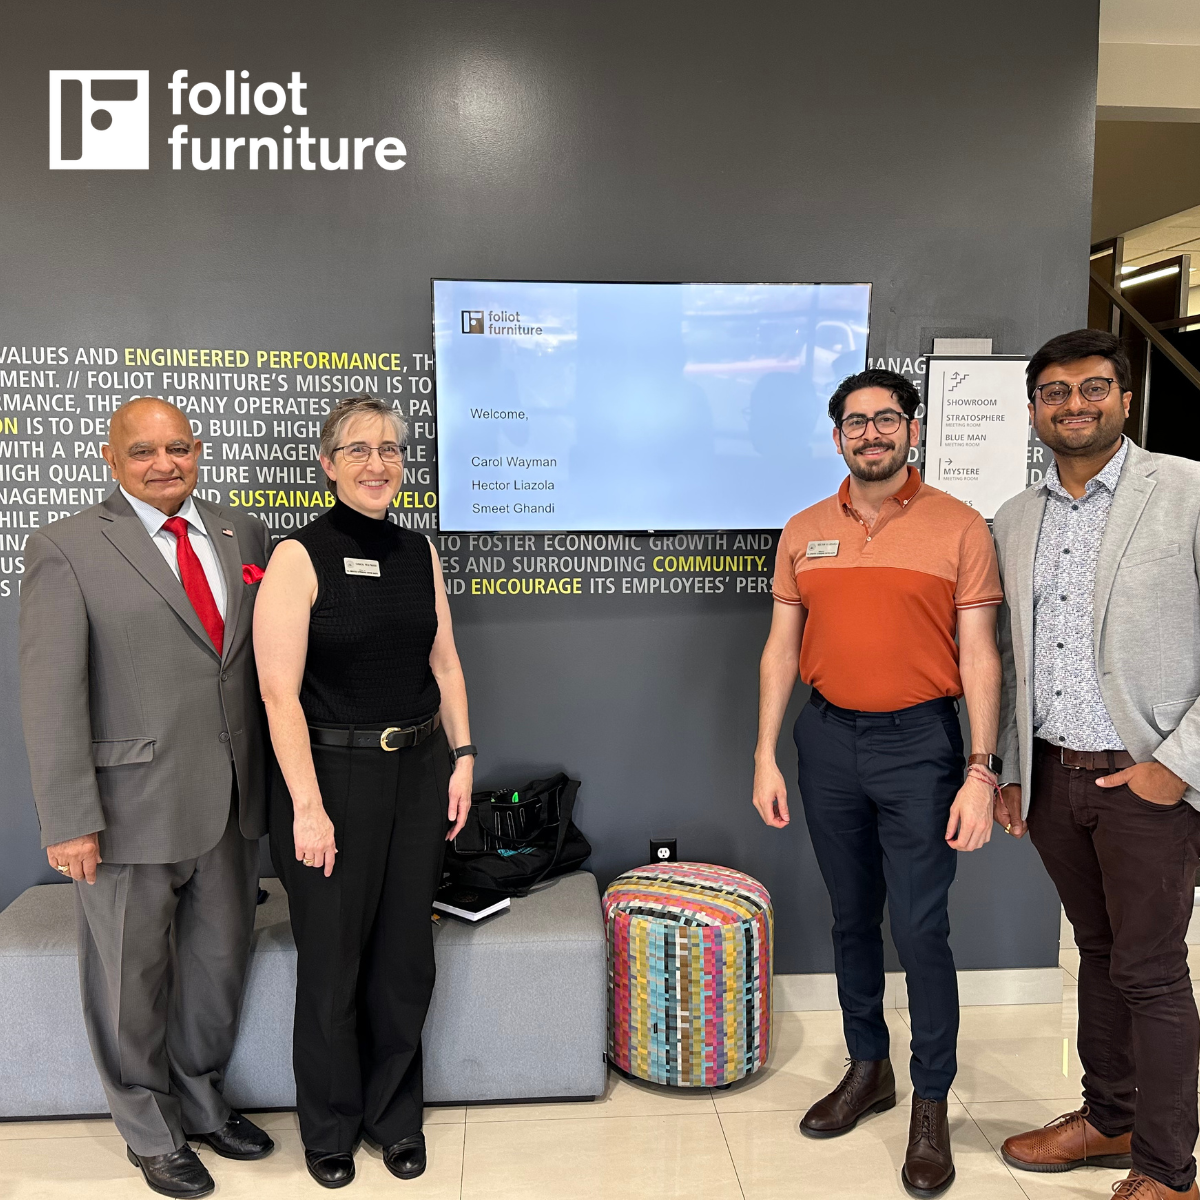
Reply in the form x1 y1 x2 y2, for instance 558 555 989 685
794 691 963 1100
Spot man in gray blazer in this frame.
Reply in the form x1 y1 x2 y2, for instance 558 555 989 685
992 330 1200 1200
20 397 274 1199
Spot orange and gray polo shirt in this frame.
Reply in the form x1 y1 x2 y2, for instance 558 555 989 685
772 466 1003 713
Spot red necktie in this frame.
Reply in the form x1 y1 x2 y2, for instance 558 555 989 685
162 516 224 655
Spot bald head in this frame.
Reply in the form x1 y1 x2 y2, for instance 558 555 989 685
109 396 192 446
102 397 202 515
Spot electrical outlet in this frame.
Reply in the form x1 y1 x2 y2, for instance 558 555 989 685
650 837 677 863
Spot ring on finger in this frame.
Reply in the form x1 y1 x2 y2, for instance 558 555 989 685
55 864 71 875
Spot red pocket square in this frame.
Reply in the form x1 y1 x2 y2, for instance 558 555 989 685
242 563 265 585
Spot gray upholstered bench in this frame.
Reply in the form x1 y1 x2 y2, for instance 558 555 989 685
0 871 606 1118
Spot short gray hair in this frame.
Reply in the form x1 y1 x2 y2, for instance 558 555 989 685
319 396 408 462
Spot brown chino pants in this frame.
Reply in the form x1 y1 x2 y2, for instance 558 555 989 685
1027 739 1200 1191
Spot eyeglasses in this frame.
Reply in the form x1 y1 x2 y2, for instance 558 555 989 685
1033 377 1116 406
838 410 906 439
332 441 404 463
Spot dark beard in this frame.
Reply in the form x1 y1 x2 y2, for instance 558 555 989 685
1037 404 1126 457
844 434 910 482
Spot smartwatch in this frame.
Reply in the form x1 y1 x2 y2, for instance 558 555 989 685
451 744 478 764
968 753 1002 776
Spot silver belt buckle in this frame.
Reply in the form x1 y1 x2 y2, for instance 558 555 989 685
1059 747 1081 770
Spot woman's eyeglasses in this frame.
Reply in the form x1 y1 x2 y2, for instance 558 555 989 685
332 442 404 463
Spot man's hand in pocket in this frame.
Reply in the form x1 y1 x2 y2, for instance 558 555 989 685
1097 761 1187 805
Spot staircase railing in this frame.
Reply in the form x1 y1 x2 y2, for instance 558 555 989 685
1089 268 1200 393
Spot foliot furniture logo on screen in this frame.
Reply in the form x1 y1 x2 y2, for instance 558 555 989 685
49 69 407 171
460 309 545 337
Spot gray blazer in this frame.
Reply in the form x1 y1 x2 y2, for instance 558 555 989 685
19 489 271 862
994 441 1200 816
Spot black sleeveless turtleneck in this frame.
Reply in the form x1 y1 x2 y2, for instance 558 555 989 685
287 502 441 725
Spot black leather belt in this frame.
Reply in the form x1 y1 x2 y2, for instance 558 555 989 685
309 713 440 752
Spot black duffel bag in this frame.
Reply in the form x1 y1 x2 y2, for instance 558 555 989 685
443 772 590 895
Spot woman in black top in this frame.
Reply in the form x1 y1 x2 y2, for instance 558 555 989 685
255 397 473 1188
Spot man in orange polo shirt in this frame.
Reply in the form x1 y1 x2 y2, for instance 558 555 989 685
753 368 1003 1199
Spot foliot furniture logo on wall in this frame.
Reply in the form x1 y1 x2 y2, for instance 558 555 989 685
49 69 407 171
49 71 149 169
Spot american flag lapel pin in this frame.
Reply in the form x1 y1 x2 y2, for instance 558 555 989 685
221 528 235 537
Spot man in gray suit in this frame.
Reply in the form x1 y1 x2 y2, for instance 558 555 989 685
20 397 274 1199
992 330 1200 1200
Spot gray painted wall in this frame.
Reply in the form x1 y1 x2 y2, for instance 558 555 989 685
0 0 1098 972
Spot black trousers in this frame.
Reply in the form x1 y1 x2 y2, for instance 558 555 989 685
270 724 451 1153
794 691 963 1100
1028 740 1200 1191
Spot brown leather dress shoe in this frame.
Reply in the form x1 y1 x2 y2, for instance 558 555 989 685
1110 1170 1200 1198
902 1096 954 1198
799 1058 896 1138
1000 1107 1132 1173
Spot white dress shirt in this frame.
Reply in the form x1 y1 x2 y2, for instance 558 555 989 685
120 487 228 619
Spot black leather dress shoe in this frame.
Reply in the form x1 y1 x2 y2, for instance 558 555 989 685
126 1145 215 1199
189 1111 274 1160
305 1150 356 1189
383 1132 426 1180
800 1058 897 1138
902 1096 955 1198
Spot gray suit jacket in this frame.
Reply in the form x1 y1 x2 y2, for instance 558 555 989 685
994 441 1200 816
19 489 272 862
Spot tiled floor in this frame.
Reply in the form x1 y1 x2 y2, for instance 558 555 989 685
6 904 1197 1199
0 987 1164 1200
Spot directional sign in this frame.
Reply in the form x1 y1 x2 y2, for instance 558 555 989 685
923 355 1029 519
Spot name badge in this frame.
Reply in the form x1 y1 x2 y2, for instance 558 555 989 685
344 557 381 577
806 540 839 558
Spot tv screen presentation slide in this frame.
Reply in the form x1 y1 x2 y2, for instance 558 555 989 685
433 279 871 531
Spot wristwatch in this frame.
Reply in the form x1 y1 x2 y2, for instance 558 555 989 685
968 753 1002 776
451 744 478 764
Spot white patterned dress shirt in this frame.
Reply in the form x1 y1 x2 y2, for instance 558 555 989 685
1031 438 1128 751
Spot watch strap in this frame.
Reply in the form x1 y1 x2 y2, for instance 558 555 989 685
451 744 478 762
968 752 1001 775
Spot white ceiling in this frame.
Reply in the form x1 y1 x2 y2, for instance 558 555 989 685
1101 0 1200 45
1099 0 1200 302
1120 205 1200 310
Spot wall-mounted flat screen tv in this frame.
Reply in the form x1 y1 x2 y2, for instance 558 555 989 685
433 279 871 531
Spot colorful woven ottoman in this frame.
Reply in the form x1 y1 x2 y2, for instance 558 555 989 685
603 863 772 1087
